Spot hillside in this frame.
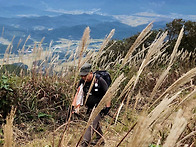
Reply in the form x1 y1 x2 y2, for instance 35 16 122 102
0 24 195 147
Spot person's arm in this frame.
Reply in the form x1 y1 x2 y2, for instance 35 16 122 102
72 80 81 106
72 79 84 111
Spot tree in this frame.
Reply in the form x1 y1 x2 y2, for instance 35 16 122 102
166 19 185 41
166 19 196 53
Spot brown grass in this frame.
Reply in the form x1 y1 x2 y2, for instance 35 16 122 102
3 107 16 147
163 109 187 147
150 27 184 100
1 23 195 147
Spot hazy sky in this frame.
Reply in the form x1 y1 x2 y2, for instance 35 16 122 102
0 0 195 26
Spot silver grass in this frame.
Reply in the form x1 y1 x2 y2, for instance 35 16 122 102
99 29 115 52
177 87 196 107
64 50 71 62
150 67 196 108
77 27 90 68
37 37 45 59
128 92 181 147
128 115 152 147
176 131 196 147
80 50 94 66
3 36 15 64
93 29 115 66
127 32 167 108
127 44 148 64
115 102 124 125
150 66 171 99
71 27 91 98
169 27 184 66
118 75 136 102
6 45 13 64
133 91 142 110
19 35 31 62
59 28 92 146
67 51 74 62
122 22 153 66
180 50 189 61
133 31 167 90
163 109 187 147
162 87 196 123
3 107 16 147
147 91 181 127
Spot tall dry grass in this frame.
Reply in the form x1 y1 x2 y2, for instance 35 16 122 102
150 26 184 100
163 109 187 147
0 22 195 147
149 66 196 109
3 107 16 147
112 24 196 146
57 28 116 147
122 22 153 67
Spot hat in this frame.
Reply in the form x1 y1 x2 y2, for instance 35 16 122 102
79 63 92 76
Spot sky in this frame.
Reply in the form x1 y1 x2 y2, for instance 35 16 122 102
0 0 196 26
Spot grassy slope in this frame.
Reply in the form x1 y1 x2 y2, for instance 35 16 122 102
1 24 196 147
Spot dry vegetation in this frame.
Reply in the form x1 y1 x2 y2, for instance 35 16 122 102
0 22 196 147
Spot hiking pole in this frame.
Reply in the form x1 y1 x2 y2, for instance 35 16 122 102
107 113 126 126
116 122 137 147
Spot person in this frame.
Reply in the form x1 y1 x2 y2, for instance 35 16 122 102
72 63 111 147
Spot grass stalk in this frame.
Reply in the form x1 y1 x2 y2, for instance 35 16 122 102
121 22 153 66
57 27 91 147
163 109 187 147
149 67 196 109
19 35 31 63
3 107 16 147
127 31 167 109
3 36 15 64
176 131 196 146
93 29 115 67
161 87 196 125
150 26 184 99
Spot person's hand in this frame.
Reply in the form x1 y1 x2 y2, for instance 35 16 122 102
100 107 111 116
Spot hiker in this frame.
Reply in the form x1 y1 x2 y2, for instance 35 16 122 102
72 63 111 147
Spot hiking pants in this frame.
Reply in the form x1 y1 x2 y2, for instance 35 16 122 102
83 113 103 143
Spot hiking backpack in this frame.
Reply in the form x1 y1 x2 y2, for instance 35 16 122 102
94 70 112 87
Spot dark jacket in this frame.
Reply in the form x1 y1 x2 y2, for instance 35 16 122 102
78 75 108 108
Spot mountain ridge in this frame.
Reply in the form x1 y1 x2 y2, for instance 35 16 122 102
0 13 167 54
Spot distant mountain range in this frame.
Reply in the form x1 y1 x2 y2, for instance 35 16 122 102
0 13 168 54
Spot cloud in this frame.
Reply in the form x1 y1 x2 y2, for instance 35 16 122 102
113 15 152 27
17 14 41 17
114 12 196 27
135 12 166 18
46 8 104 15
135 11 196 21
169 13 196 20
